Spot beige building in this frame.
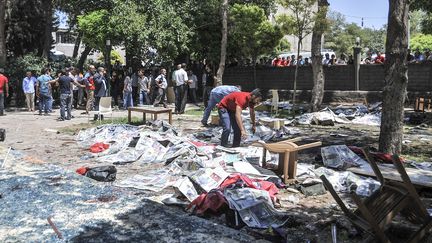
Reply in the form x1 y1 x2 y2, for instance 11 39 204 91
270 3 318 53
52 28 125 61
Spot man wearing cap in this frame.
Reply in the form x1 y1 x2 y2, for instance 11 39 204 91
0 68 9 116
217 89 262 147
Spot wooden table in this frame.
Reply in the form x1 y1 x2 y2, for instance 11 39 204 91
252 137 322 184
128 106 173 124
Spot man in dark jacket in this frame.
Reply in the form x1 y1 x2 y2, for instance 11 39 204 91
93 67 108 120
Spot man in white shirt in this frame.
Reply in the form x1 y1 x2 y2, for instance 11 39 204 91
153 68 168 108
173 63 189 114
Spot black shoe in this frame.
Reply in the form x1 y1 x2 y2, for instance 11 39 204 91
201 121 208 127
71 115 75 118
163 104 167 108
57 117 65 121
65 117 71 120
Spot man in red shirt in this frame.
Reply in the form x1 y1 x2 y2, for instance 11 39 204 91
0 68 9 116
217 89 263 147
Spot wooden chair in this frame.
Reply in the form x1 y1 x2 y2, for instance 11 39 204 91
252 138 321 184
321 149 432 243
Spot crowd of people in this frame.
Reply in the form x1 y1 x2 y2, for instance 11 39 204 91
0 60 223 120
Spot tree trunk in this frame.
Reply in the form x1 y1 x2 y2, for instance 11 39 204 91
310 1 328 112
292 38 301 112
253 56 257 88
0 0 6 67
379 0 409 154
42 0 53 58
72 31 83 58
77 46 92 72
216 0 228 86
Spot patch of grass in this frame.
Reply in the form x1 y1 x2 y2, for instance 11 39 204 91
184 108 205 116
59 116 143 135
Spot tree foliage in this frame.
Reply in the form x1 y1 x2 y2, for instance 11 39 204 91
410 34 432 51
6 0 57 57
228 4 283 61
324 11 386 55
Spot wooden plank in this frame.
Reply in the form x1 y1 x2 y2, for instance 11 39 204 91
348 164 432 188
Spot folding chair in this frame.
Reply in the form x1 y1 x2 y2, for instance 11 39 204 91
88 96 113 124
321 149 432 243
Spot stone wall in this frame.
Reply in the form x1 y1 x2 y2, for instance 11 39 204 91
223 63 432 93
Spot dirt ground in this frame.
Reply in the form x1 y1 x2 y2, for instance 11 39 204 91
1 105 432 242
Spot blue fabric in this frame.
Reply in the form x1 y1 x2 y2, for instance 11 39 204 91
37 75 52 95
211 85 240 99
22 77 36 94
218 108 241 147
139 91 150 105
201 93 219 124
201 85 240 124
123 92 133 109
39 93 50 114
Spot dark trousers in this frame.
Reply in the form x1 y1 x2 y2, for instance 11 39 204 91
153 88 167 107
189 87 197 104
175 84 188 113
73 90 79 108
0 93 4 116
219 108 241 147
132 86 139 104
60 93 72 119
112 87 121 106
93 96 104 120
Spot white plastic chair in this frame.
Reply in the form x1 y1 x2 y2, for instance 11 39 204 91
88 96 113 124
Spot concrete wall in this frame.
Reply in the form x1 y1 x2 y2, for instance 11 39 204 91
223 63 432 93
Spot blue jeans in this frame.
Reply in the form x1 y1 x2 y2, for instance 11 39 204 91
139 91 150 105
60 93 72 119
219 108 241 147
202 92 224 124
48 95 53 112
123 92 133 109
39 93 50 114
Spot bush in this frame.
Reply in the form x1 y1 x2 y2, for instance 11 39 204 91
5 54 48 107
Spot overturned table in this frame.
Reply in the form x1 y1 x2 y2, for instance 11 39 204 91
128 106 173 125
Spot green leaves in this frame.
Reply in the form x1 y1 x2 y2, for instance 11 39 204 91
229 4 283 60
410 34 432 51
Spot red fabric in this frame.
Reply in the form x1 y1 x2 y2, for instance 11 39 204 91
217 92 253 111
87 77 95 91
189 173 279 215
219 174 279 199
190 141 210 147
0 74 8 94
348 146 402 164
90 142 110 153
76 167 89 175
